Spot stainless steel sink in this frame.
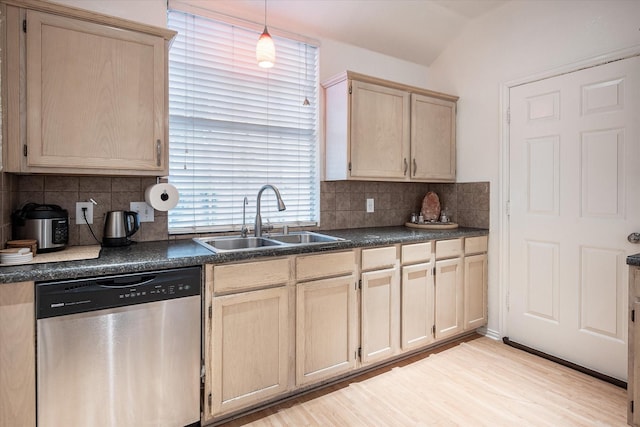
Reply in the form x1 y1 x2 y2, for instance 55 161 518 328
194 236 285 253
268 231 343 244
194 231 344 253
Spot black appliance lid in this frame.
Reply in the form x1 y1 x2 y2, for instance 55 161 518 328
14 203 68 220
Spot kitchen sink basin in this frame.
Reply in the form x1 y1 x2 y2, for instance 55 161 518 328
194 231 345 253
268 231 343 244
194 236 285 253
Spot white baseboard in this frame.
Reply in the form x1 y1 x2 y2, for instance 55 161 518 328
478 327 501 341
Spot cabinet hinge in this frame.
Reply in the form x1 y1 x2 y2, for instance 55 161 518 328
348 84 352 95
23 144 28 157
156 139 162 167
632 400 634 413
208 393 212 409
208 305 212 319
632 309 635 322
358 279 362 289
358 347 362 359
22 19 26 33
432 267 436 275
348 162 352 172
432 325 436 336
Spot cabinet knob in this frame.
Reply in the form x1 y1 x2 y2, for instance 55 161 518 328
629 233 640 244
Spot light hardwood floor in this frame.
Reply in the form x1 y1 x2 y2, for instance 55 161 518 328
219 336 627 426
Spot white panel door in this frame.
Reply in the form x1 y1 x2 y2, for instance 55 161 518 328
508 55 640 381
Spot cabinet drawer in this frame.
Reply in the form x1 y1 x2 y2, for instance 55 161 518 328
401 242 432 265
435 239 462 260
296 251 356 281
465 236 488 255
362 246 397 270
213 258 290 293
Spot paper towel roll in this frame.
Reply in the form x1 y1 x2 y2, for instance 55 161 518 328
144 183 179 211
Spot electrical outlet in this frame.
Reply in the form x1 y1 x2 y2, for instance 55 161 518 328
130 202 154 222
366 198 375 213
76 202 94 225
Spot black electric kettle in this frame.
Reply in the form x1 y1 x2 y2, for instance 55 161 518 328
103 211 140 247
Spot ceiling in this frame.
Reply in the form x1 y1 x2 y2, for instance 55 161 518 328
194 0 509 66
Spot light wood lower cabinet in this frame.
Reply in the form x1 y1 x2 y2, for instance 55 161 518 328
434 257 464 340
204 259 292 420
434 239 464 341
401 261 435 350
0 282 35 427
629 265 640 426
211 286 289 416
464 254 488 330
360 246 400 365
296 274 358 386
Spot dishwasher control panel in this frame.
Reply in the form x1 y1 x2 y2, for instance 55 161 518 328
36 266 201 319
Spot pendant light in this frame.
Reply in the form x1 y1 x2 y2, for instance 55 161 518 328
256 0 275 68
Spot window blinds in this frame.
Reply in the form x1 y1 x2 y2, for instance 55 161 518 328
167 9 319 234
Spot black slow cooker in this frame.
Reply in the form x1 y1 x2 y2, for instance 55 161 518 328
12 203 69 252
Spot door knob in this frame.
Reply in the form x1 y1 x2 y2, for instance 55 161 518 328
628 233 640 244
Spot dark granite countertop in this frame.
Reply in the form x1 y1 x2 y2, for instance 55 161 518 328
0 226 488 284
628 254 640 266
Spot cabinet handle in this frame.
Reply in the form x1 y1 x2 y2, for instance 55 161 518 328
156 139 162 167
413 158 417 176
404 158 408 176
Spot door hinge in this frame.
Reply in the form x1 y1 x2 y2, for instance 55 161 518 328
506 107 510 124
22 19 26 33
632 309 635 322
208 305 212 319
506 201 511 217
23 144 28 157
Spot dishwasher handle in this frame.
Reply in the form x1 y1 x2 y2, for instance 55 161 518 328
97 276 156 289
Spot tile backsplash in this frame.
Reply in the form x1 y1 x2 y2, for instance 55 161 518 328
1 172 489 247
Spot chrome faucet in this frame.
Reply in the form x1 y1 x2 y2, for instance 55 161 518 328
240 196 249 237
254 185 286 237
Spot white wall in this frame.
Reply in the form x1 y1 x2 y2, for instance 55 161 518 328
427 0 640 336
49 0 429 87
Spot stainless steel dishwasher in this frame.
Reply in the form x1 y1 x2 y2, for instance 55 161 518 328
36 266 201 427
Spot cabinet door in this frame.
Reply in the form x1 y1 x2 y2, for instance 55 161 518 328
0 282 35 427
361 267 399 364
401 262 435 351
350 80 410 180
434 258 464 340
410 94 456 182
464 254 488 330
296 275 358 386
24 10 166 174
633 300 640 426
211 286 289 416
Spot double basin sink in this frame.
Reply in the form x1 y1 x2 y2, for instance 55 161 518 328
194 231 345 253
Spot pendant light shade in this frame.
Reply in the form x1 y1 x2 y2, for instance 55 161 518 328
257 26 275 68
257 0 275 68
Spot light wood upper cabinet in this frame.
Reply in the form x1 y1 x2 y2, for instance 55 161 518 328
323 71 458 182
411 94 456 181
0 281 35 427
350 81 410 180
2 2 176 175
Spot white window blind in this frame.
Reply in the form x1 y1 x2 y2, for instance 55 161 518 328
167 9 319 234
